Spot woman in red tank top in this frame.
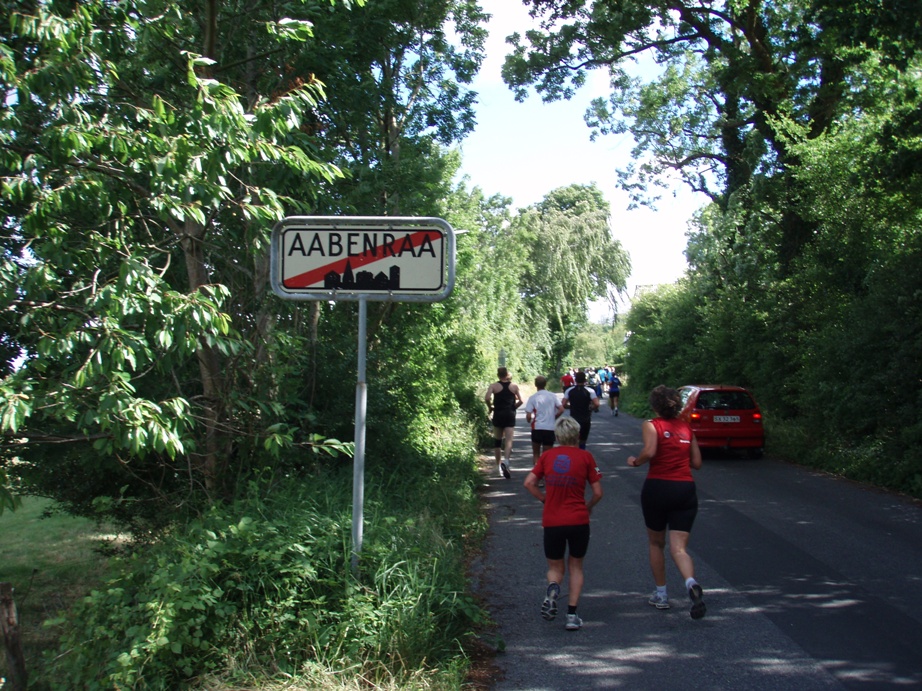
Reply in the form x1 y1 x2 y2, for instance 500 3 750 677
627 385 707 620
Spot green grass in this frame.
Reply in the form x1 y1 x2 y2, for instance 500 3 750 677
0 496 116 682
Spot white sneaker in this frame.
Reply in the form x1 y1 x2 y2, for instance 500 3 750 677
648 591 670 610
565 613 582 630
500 462 511 479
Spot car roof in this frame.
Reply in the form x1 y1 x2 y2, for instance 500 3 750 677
680 385 751 391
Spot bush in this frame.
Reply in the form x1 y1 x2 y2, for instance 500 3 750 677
44 470 485 689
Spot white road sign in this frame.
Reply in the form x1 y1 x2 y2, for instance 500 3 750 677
270 217 455 302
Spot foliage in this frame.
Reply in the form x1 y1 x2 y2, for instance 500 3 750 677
509 183 630 373
623 282 705 394
571 321 625 367
621 46 922 496
504 0 922 275
0 0 354 522
44 445 486 689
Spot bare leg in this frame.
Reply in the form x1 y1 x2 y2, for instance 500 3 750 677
502 426 515 462
566 555 585 606
668 530 696 581
546 558 565 587
647 528 668 586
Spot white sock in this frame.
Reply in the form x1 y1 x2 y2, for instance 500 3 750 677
656 585 667 597
685 577 698 590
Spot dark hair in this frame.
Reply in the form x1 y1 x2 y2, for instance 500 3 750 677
575 371 587 384
649 385 682 419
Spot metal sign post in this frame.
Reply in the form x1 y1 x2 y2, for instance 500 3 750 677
352 296 367 572
270 217 455 568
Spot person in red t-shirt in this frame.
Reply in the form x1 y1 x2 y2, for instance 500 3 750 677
560 370 575 389
627 385 706 619
524 416 603 631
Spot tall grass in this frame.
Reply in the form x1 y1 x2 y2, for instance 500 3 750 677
37 452 487 689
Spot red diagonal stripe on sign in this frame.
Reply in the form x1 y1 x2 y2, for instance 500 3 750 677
283 230 440 288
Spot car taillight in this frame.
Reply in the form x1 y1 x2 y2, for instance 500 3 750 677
690 412 702 421
752 413 762 424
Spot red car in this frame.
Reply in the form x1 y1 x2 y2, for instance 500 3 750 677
678 385 764 459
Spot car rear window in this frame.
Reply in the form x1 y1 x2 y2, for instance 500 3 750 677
695 391 756 410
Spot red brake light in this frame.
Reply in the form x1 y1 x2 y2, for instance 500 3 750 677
752 412 762 424
690 412 702 422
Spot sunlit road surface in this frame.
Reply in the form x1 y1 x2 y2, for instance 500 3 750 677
472 400 922 690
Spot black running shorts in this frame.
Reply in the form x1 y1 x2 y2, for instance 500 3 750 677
492 411 516 430
543 524 591 561
640 479 698 533
531 429 556 446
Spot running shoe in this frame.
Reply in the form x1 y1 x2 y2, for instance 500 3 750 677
565 613 582 631
541 582 560 620
689 584 707 620
648 591 670 610
500 462 511 479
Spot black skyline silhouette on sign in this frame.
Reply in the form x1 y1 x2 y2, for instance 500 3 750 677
324 260 401 290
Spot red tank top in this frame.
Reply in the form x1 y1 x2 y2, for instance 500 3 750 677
646 418 695 482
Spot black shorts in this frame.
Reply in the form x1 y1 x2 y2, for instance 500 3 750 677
531 429 556 446
543 524 591 560
640 479 698 533
492 411 516 430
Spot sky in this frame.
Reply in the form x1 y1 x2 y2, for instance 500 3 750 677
455 2 707 321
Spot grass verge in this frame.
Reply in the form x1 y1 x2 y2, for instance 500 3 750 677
0 496 117 684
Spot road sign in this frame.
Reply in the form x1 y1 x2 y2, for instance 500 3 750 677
268 216 457 567
270 216 455 302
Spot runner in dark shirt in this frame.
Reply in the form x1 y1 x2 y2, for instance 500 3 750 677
563 371 600 449
485 367 524 478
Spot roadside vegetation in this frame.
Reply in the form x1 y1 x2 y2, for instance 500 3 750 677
505 0 922 499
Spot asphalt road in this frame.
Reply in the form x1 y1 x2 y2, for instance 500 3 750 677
471 400 922 690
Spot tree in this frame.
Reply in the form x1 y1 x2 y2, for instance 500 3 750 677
0 1 350 524
501 0 922 271
512 184 630 372
286 0 489 216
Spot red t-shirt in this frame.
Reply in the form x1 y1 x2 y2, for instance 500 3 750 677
531 446 602 527
646 418 695 482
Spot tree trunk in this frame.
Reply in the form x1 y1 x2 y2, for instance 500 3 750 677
181 219 225 494
1 583 28 691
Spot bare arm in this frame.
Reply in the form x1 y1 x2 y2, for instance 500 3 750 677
524 472 544 503
512 384 524 409
627 420 658 467
587 480 603 511
484 383 497 410
690 435 702 470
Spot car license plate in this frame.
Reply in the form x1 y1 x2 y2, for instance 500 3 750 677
713 415 740 423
